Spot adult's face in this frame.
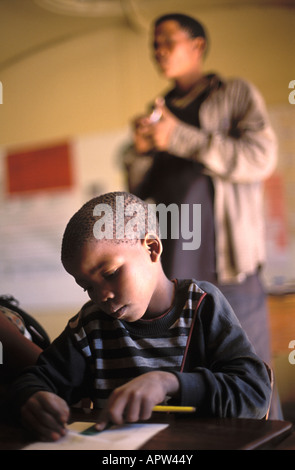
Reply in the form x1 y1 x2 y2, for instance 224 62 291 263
153 20 204 81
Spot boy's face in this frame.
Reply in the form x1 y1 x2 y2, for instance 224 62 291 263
65 237 161 322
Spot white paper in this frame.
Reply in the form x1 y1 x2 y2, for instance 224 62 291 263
22 422 168 450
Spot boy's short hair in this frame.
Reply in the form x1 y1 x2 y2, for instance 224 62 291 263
61 191 159 266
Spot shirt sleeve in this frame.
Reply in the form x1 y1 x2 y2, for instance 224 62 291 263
10 326 91 413
172 282 272 419
167 79 277 183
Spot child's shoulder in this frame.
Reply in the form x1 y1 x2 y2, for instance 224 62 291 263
183 278 224 298
182 278 239 324
177 278 228 311
68 301 107 331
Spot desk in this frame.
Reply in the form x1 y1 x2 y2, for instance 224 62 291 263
0 408 292 451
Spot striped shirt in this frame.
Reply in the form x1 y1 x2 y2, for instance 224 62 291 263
68 280 206 408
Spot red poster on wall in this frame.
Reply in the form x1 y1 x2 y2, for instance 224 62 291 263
6 142 74 195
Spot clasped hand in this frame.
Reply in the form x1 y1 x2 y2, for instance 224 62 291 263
133 99 178 154
20 371 179 441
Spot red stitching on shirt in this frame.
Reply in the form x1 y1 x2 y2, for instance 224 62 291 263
180 292 207 373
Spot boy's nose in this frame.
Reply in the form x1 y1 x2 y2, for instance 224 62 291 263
100 287 115 303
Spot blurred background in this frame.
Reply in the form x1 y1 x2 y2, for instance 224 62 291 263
0 0 294 418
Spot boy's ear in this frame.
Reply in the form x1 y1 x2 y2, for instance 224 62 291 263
142 233 162 262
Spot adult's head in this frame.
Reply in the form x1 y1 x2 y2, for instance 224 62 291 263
152 13 208 85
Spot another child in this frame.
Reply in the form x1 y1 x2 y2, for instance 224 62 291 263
11 191 271 441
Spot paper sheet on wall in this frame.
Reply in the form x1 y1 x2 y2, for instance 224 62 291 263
22 422 168 450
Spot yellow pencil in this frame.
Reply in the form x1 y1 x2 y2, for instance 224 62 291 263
152 405 196 413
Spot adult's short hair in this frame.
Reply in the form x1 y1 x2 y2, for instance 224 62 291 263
154 13 207 41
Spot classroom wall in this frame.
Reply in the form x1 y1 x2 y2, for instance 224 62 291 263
0 4 294 309
0 4 294 315
0 5 293 148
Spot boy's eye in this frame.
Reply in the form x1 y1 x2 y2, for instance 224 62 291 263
103 268 119 280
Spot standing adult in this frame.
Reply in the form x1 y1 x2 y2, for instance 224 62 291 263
123 13 280 417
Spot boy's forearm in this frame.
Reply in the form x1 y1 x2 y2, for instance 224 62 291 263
11 370 55 417
11 328 88 417
156 371 180 398
173 364 271 419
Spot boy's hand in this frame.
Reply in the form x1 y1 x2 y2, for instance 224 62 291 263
21 391 70 441
95 371 179 431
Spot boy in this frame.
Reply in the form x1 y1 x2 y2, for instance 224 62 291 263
12 191 271 441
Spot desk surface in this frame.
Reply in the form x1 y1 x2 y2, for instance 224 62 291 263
0 408 293 451
141 416 292 450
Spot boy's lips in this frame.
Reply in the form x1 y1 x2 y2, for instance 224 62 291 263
108 304 128 319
